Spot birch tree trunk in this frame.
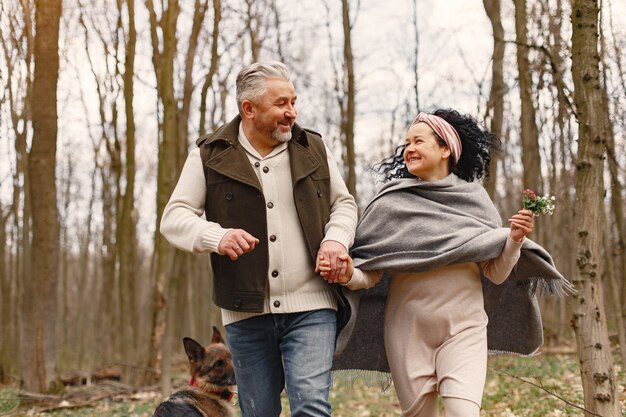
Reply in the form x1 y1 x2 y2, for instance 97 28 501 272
570 0 620 415
25 0 62 392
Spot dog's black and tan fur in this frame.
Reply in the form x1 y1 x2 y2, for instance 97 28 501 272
152 327 236 417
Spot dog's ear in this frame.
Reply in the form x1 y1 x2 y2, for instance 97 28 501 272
183 337 205 362
211 326 224 344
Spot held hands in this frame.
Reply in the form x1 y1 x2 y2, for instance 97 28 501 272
318 253 354 285
508 209 534 243
218 229 260 261
315 240 349 283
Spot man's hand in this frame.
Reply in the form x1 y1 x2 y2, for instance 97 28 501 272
318 253 353 285
218 229 260 261
315 240 348 283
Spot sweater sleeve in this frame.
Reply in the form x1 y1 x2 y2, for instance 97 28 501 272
344 268 383 290
480 235 524 284
159 148 229 253
321 143 358 250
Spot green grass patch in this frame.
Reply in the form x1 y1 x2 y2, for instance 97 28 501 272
0 389 20 414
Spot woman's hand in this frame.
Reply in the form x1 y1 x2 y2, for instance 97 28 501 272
318 253 354 284
508 209 534 243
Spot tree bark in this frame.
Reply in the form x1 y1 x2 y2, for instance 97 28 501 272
161 0 208 394
0 1 33 383
0 207 10 383
412 0 419 112
598 2 626 367
25 0 62 392
570 0 620 415
482 0 505 199
145 0 180 393
513 0 542 192
118 0 138 385
341 0 357 201
199 0 221 137
244 0 262 62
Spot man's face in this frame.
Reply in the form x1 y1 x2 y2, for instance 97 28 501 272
252 78 297 143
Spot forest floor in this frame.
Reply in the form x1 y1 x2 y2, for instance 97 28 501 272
1 350 624 417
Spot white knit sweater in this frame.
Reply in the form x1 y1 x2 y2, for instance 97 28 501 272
160 125 358 325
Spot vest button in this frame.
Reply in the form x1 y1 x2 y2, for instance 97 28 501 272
269 235 277 242
233 299 242 308
267 202 274 209
273 300 280 308
254 161 260 167
225 192 233 201
263 166 269 173
271 270 279 277
317 189 322 197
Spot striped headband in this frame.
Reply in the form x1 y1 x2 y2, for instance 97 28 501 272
411 112 462 163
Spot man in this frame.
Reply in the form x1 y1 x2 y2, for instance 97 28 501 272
160 61 357 417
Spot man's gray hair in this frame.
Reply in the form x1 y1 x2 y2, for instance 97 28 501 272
236 61 291 112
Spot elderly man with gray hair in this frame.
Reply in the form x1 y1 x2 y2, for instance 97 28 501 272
160 61 358 416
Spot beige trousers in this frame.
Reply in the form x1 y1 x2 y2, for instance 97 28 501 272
405 393 480 417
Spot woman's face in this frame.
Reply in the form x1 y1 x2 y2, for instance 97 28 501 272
403 122 451 181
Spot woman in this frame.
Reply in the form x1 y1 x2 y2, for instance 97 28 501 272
321 109 570 417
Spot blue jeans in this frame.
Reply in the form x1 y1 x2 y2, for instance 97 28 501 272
225 309 336 417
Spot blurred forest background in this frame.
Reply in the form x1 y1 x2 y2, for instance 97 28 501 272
0 0 625 415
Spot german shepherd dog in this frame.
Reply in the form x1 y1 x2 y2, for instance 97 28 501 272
152 326 236 417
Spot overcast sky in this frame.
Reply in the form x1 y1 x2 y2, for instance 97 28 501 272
1 0 625 245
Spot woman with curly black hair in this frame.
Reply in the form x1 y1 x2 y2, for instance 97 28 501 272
321 110 571 417
374 108 499 182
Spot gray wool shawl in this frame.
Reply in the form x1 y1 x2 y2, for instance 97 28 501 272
333 174 573 374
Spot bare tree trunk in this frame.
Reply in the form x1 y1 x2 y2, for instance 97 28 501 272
341 0 357 201
58 157 72 365
145 0 180 393
0 208 10 382
549 0 573 343
0 1 33 383
598 2 626 367
118 0 139 385
76 165 97 369
244 0 262 62
513 0 542 192
605 8 626 317
570 0 620 415
198 0 221 136
412 0 419 112
603 229 626 368
161 0 208 393
271 0 286 62
482 0 505 199
25 0 62 392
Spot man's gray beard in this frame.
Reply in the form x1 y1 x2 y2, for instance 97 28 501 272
272 129 292 143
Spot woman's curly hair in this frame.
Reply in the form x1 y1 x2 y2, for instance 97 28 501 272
374 109 500 182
